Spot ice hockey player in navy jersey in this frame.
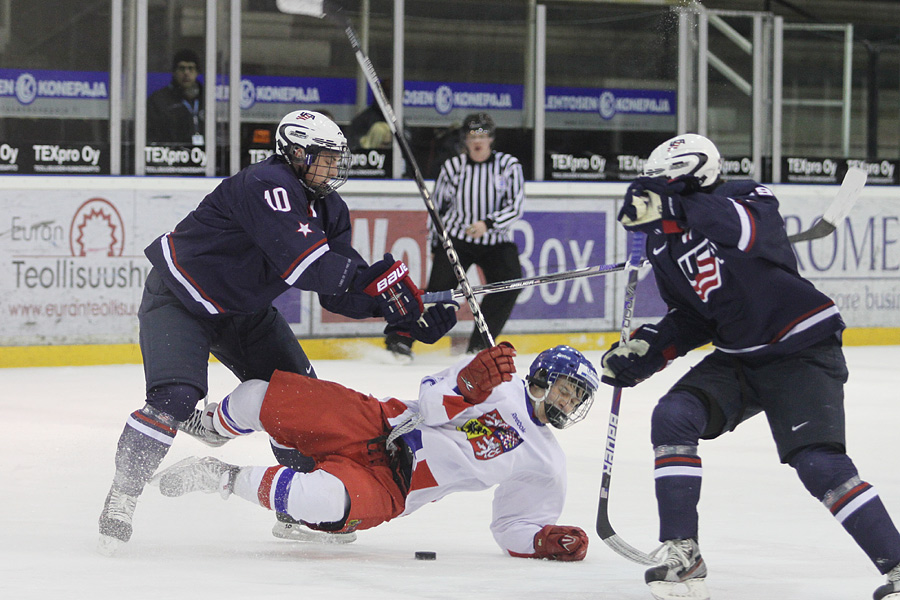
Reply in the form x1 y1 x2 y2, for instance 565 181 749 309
600 134 900 600
98 110 457 554
151 344 595 561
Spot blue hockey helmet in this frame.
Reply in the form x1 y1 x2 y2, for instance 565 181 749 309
526 345 600 429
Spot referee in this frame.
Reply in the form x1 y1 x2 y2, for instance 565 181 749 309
386 112 525 359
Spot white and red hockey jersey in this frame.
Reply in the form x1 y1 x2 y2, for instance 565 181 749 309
386 357 568 556
211 361 570 557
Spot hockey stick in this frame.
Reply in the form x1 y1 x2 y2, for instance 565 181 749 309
421 259 646 304
596 231 659 566
593 173 866 565
422 171 863 304
787 167 867 242
421 170 856 305
276 0 494 347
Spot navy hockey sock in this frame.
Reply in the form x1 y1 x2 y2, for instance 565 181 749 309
271 443 315 473
146 383 203 422
655 445 703 541
112 405 177 495
791 445 900 574
650 391 708 541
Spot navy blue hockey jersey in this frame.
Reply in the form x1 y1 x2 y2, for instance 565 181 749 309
644 179 844 360
144 156 379 319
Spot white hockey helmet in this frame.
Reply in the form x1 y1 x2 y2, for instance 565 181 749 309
643 133 722 188
275 110 351 196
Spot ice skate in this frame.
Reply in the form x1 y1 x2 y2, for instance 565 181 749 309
177 404 230 447
272 511 357 544
875 563 900 600
153 456 238 499
98 487 138 555
645 538 710 600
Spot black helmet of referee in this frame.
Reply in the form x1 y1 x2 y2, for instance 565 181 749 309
461 112 495 140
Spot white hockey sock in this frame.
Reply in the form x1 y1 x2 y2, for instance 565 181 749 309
209 380 268 438
232 466 347 525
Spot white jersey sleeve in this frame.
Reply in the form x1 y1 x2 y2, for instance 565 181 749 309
398 358 568 557
490 464 566 555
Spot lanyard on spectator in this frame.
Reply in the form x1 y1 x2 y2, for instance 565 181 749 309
183 99 204 145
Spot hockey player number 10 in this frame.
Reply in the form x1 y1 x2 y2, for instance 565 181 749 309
265 187 292 212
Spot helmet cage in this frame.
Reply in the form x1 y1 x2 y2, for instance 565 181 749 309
297 143 352 198
526 345 600 430
541 373 596 429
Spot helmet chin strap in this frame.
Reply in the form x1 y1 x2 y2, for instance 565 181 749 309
285 146 326 198
543 404 568 429
527 384 565 428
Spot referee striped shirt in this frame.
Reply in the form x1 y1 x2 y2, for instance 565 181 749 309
429 151 526 246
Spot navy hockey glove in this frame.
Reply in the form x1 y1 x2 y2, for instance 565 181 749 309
384 301 458 345
457 342 517 404
668 174 703 195
357 254 424 326
531 525 589 562
601 324 675 387
618 176 686 233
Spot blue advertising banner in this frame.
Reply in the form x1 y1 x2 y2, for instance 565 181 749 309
0 69 109 118
403 80 523 114
546 86 676 120
545 86 677 132
509 210 609 320
0 68 109 103
402 80 525 127
149 73 357 108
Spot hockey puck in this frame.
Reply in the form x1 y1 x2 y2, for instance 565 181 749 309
414 551 437 560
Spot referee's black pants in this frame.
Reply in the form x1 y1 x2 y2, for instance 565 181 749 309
387 238 522 354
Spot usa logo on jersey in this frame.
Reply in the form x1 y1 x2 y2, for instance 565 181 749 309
458 409 523 460
677 238 723 302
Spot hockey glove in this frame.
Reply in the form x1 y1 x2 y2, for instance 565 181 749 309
601 324 674 387
532 525 588 562
668 174 703 195
618 176 686 233
356 254 424 327
456 342 517 404
383 301 459 345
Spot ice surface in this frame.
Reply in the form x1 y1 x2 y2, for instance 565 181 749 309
2 345 898 599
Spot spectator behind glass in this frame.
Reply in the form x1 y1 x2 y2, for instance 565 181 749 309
346 78 390 150
147 49 205 145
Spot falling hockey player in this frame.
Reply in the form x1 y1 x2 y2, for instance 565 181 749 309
152 344 595 562
600 133 900 600
97 110 457 553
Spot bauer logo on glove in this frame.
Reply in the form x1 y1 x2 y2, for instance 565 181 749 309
356 253 424 326
373 261 409 294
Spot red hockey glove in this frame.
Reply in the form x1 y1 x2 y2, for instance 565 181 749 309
533 525 588 562
356 254 424 327
456 342 516 404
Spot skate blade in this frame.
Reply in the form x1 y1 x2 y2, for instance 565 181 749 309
648 579 710 600
97 534 125 557
272 522 357 544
